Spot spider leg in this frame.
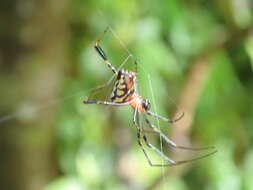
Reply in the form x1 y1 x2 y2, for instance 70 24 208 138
144 116 216 151
134 108 217 166
142 133 177 166
95 27 117 74
134 60 138 73
141 129 217 166
138 128 177 167
141 122 217 166
133 107 175 166
147 111 184 123
83 99 133 106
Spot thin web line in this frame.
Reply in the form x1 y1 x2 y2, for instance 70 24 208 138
164 89 184 121
138 63 182 122
97 10 133 58
108 27 133 57
105 23 168 186
0 38 133 124
0 88 89 124
148 74 166 190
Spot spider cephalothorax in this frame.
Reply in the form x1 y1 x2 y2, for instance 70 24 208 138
142 99 151 111
83 27 217 166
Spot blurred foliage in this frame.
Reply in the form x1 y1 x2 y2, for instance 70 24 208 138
47 0 253 190
42 0 253 189
1 0 253 190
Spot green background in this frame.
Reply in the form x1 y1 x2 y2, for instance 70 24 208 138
0 0 252 190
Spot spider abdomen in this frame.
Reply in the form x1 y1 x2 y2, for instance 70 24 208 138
110 69 136 103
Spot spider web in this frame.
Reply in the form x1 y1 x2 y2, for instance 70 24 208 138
102 25 171 188
0 27 135 124
0 25 189 190
147 74 166 189
0 22 172 189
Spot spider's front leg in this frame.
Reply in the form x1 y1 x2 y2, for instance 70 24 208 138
95 27 117 74
83 99 133 106
133 109 176 167
83 100 117 105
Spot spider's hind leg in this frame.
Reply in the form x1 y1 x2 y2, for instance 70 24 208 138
141 116 217 166
144 116 216 151
95 27 117 74
141 130 217 166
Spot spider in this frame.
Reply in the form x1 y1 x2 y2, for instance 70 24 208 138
83 27 217 166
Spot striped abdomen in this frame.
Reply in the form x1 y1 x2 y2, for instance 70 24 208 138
110 69 136 103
